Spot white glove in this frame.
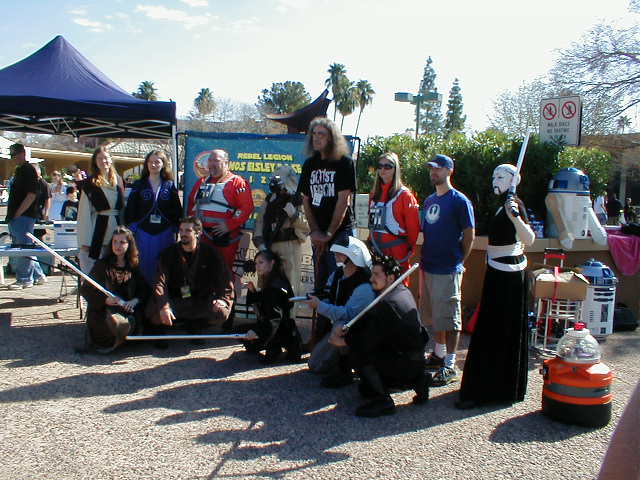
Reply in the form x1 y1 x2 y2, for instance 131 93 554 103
283 202 296 218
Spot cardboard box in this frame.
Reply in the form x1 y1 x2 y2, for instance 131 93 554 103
532 268 589 300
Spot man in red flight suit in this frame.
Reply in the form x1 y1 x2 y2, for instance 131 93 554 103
187 149 254 272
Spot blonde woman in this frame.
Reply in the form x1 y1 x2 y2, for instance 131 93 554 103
368 152 420 281
48 170 67 221
77 146 125 273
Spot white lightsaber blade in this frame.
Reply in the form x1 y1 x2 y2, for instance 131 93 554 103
344 262 419 330
509 128 531 193
507 128 531 217
126 334 248 341
26 232 118 300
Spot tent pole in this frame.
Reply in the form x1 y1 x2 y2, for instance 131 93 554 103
171 123 178 182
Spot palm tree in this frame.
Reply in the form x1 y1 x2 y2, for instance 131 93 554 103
617 115 632 133
325 63 347 121
194 88 215 117
132 81 158 101
354 79 375 137
336 81 358 131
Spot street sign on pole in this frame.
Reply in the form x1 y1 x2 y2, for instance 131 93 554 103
539 96 582 146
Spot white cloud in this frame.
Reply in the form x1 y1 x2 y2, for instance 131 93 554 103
135 4 213 29
73 18 112 33
275 0 313 13
229 17 261 32
67 7 88 16
179 0 208 6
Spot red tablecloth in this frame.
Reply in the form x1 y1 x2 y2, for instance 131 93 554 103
608 233 640 276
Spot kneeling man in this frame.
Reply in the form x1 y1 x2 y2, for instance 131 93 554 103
334 255 430 417
148 217 234 334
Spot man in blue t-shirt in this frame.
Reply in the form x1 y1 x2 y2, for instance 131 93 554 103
419 154 475 387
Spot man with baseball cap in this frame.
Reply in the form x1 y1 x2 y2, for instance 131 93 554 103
420 154 475 386
5 143 41 290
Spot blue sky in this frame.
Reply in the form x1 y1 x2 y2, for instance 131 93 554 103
0 0 634 139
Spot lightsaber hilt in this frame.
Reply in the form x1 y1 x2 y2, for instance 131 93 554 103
343 262 419 331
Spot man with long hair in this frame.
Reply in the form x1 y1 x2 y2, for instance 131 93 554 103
298 117 356 289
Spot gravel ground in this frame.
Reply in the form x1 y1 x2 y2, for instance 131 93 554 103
0 274 638 480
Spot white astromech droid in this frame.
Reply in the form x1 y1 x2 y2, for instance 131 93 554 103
545 168 607 250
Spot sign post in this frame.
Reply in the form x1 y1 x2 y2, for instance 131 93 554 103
539 96 582 146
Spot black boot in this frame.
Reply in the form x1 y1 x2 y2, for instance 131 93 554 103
355 365 395 417
321 354 354 388
412 370 432 405
284 326 303 363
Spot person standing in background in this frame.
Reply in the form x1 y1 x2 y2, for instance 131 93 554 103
368 152 420 284
77 146 125 273
125 150 182 285
419 154 475 387
5 143 39 290
48 170 67 221
297 117 356 290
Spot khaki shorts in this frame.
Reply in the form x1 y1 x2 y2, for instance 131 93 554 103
420 270 463 332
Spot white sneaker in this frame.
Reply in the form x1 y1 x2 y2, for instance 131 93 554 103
34 276 47 285
7 281 34 290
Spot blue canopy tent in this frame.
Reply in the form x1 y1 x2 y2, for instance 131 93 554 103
0 35 176 139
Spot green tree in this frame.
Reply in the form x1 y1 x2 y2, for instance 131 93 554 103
354 79 375 138
488 78 621 136
256 81 311 115
325 63 347 121
132 81 158 101
444 78 466 136
417 56 442 135
194 88 215 117
336 81 358 131
616 115 632 133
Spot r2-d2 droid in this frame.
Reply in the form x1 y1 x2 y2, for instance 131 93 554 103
545 168 607 250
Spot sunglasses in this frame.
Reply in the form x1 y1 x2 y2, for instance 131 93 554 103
377 163 394 170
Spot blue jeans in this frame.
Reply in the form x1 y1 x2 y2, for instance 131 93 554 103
312 229 351 291
8 216 36 283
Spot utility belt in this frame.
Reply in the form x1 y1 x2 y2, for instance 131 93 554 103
202 226 241 247
370 231 410 262
97 209 120 217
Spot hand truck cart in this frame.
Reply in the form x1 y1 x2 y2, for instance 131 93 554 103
531 248 584 356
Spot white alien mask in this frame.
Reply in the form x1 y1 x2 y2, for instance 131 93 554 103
492 164 520 195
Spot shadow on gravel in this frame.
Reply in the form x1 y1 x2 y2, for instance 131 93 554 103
100 358 491 479
489 410 597 443
0 356 237 403
0 295 60 308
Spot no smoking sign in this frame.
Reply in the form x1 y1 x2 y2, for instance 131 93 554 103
539 95 582 146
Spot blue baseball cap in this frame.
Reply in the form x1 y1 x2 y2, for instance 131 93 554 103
427 154 454 170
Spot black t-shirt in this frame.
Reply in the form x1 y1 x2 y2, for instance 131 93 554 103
6 162 38 221
607 198 622 217
61 200 79 220
35 178 51 220
297 154 355 232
